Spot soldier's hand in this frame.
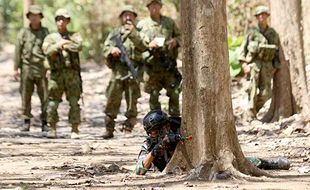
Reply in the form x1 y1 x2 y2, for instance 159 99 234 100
111 47 121 58
13 70 20 81
124 20 135 31
241 62 251 76
151 143 163 157
149 39 159 49
167 38 177 49
46 70 51 79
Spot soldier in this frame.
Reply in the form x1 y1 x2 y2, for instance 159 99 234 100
102 5 149 139
135 110 290 175
14 5 49 132
239 5 280 121
137 0 182 117
42 8 83 139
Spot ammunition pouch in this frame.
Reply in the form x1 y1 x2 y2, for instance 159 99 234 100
257 44 277 62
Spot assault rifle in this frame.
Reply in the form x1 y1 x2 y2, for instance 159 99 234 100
111 35 139 82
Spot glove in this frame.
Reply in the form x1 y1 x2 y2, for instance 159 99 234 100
151 143 163 157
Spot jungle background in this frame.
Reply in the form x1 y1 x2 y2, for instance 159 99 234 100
0 0 310 189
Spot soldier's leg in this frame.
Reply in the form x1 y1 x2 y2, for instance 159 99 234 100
123 80 140 132
35 76 48 132
256 63 273 113
246 63 261 120
165 71 181 117
103 78 124 138
20 69 34 131
64 71 81 138
46 74 64 138
143 72 162 110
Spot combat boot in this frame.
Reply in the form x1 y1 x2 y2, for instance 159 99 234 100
121 117 137 134
102 128 114 139
260 157 290 170
20 119 30 132
102 115 115 139
47 123 57 138
71 124 80 139
41 120 48 132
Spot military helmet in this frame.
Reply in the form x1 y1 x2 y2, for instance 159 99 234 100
146 0 163 7
254 5 270 16
143 110 169 133
55 8 71 19
119 5 138 18
26 5 44 18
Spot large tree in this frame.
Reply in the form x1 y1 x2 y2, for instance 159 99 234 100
263 0 310 122
165 0 266 179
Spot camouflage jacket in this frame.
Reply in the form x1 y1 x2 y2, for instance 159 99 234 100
14 26 49 76
239 25 280 68
103 26 148 78
137 15 180 64
42 31 82 71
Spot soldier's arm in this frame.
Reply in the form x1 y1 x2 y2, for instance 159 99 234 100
14 29 24 71
135 144 155 175
238 33 250 63
172 20 181 47
103 31 117 59
42 35 61 57
128 28 149 52
63 33 83 52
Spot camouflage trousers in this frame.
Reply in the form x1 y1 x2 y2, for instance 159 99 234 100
246 60 273 119
143 69 181 117
105 74 141 129
47 69 81 125
20 66 48 120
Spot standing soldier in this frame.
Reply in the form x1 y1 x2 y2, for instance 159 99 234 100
137 0 181 117
14 5 49 132
42 9 83 139
239 5 280 121
102 5 149 139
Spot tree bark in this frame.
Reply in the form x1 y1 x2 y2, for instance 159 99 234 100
165 0 266 179
264 0 310 122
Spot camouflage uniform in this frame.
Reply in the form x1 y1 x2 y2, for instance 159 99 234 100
102 6 148 137
137 1 181 117
42 9 82 138
14 5 49 131
239 6 280 120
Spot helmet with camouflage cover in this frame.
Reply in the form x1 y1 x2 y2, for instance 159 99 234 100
143 110 169 133
119 5 138 18
254 5 270 16
26 5 44 18
55 8 71 19
146 0 163 7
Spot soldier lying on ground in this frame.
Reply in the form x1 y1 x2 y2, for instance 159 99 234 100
135 110 290 175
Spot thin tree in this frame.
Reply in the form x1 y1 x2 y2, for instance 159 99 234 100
165 0 267 179
263 0 310 122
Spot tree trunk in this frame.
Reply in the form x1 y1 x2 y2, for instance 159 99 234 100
302 0 310 63
165 0 266 179
264 0 310 122
23 0 34 27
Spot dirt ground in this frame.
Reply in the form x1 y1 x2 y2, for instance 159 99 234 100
0 45 310 190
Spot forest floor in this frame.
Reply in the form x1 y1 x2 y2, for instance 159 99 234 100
0 44 310 190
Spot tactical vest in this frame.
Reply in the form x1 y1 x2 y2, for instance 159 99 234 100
20 27 49 64
246 27 278 62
